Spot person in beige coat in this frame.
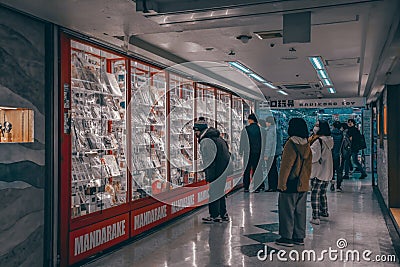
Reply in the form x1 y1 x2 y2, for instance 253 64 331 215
275 118 312 247
309 120 334 225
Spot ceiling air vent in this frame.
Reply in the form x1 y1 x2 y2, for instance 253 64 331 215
326 57 360 68
254 30 283 40
282 84 312 90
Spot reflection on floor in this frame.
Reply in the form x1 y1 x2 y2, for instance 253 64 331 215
85 176 399 266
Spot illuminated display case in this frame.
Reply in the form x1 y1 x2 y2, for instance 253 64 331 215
60 33 247 266
130 61 168 199
69 40 127 218
169 74 195 186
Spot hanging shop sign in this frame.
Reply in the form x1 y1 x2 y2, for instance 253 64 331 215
259 97 366 109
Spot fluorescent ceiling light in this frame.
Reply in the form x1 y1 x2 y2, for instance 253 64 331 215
278 90 288 95
249 73 266 83
228 61 251 74
310 57 324 70
322 79 332 86
317 70 328 79
328 87 336 94
263 82 277 89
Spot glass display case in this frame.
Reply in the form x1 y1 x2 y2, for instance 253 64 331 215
195 84 216 181
232 96 244 172
130 61 168 199
69 40 127 218
216 91 231 142
168 74 195 187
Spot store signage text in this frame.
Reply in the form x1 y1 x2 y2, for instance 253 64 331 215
259 97 365 109
171 194 195 214
74 220 126 256
197 190 209 203
134 205 167 230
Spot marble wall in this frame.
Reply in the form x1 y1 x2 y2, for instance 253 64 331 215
377 89 389 207
0 6 46 267
377 140 389 207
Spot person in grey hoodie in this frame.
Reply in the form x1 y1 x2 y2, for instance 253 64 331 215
309 120 334 225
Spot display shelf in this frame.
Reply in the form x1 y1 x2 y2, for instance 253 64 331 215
70 40 127 218
131 61 168 199
61 34 246 266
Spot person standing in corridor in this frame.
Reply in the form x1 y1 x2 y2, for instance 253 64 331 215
347 119 367 179
239 113 263 192
309 120 334 225
275 118 311 247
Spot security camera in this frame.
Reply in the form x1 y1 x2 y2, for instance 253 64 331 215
270 43 275 47
236 35 252 44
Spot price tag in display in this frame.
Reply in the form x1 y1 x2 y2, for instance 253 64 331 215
64 111 71 134
102 155 121 177
63 83 70 109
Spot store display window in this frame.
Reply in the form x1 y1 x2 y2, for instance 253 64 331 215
69 40 127 218
169 74 195 186
0 107 34 143
232 96 244 171
130 61 168 199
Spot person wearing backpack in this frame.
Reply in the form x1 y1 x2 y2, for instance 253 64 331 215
347 119 367 179
309 120 334 225
275 118 311 247
331 121 343 192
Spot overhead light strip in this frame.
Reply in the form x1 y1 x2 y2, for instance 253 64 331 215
227 61 279 91
278 90 288 95
308 56 335 94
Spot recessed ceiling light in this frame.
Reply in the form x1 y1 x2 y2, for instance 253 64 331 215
249 73 266 83
278 90 288 95
328 88 336 94
228 61 251 73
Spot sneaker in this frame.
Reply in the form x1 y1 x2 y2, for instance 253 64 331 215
221 214 230 222
359 173 367 179
336 187 343 192
310 218 320 225
244 189 249 193
330 184 335 191
254 189 260 193
320 212 329 217
292 238 304 245
275 238 294 247
265 188 276 192
202 217 221 223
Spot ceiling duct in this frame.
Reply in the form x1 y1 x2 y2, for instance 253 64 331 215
326 57 360 68
254 30 282 40
277 83 321 91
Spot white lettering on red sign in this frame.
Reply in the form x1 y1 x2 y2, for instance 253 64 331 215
74 220 126 256
171 194 195 214
134 205 167 230
197 190 208 203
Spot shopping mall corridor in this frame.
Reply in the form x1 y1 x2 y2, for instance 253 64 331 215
84 176 399 266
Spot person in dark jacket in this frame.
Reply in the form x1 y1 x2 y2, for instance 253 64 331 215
331 121 343 191
194 117 231 223
239 113 263 192
347 119 367 179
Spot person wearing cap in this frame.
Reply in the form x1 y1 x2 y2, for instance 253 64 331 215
193 117 232 223
239 113 264 192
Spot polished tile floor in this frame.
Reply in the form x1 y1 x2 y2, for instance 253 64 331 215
85 176 399 266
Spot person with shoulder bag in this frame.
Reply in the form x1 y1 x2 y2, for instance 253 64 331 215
275 118 312 247
309 120 334 225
